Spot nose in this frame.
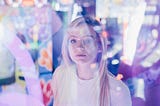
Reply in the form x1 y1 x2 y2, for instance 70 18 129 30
77 40 85 49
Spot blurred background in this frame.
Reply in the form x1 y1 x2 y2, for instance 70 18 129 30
0 0 160 106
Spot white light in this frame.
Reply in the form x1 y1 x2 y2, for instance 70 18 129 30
34 0 47 8
154 15 159 26
141 61 152 67
156 50 160 55
93 26 102 32
107 52 114 58
101 19 106 24
152 29 158 39
146 5 156 12
141 43 160 67
7 0 23 7
102 53 108 60
0 21 15 44
0 23 5 42
123 2 146 65
71 3 83 22
19 44 26 50
116 86 121 91
111 59 119 65
55 3 60 11
134 78 145 100
115 43 122 51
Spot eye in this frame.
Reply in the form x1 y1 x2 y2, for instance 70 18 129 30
69 38 77 44
83 37 94 45
84 39 91 44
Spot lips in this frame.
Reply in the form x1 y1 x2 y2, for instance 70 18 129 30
76 54 86 57
76 54 87 58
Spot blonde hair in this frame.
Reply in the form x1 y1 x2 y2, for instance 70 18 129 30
61 16 110 106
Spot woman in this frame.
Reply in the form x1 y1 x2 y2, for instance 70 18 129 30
51 16 132 106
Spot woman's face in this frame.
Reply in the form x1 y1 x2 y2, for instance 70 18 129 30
68 24 99 65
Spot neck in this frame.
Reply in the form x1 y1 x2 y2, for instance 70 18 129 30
76 63 98 80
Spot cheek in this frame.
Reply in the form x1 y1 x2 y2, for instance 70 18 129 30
87 46 98 58
87 44 98 54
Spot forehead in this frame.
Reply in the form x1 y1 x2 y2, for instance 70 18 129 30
67 23 96 37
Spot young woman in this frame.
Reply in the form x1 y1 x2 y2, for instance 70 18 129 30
51 16 132 106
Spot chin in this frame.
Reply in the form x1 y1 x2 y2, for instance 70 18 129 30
75 59 93 65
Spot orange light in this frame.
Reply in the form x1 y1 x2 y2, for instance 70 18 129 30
95 17 101 22
116 74 124 80
22 0 35 6
102 31 108 38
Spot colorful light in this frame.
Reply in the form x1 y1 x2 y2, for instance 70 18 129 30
122 1 146 65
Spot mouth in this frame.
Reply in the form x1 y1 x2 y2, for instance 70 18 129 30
76 54 87 57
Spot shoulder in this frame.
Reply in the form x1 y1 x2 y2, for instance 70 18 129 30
108 73 130 94
52 65 66 79
52 64 75 81
108 73 132 106
108 74 127 90
51 65 66 94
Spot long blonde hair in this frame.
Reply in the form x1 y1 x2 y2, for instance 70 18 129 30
61 16 110 106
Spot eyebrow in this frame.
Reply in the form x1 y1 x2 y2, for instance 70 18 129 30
69 35 95 38
69 35 78 38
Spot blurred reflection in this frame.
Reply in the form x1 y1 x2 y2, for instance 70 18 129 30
0 0 159 106
0 44 15 85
